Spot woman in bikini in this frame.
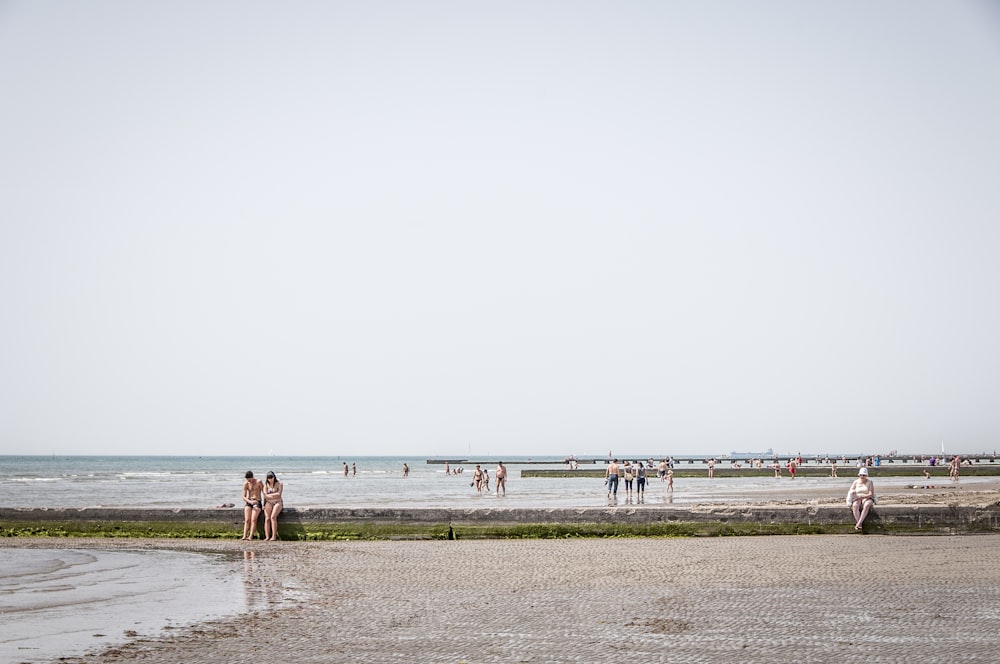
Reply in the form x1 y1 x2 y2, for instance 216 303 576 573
242 471 263 540
262 471 284 541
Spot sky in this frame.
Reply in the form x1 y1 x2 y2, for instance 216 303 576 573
2 1 999 458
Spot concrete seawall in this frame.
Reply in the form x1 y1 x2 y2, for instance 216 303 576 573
4 504 1000 537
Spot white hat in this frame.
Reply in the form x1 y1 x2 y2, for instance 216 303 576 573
858 467 868 476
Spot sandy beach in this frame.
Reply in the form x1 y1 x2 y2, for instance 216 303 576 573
5 530 1000 663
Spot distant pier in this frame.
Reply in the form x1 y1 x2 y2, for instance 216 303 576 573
428 454 998 466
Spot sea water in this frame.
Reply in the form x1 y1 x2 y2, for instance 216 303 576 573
0 546 252 663
4 454 959 509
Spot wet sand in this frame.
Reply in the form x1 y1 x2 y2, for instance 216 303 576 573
0 547 248 663
4 528 1000 663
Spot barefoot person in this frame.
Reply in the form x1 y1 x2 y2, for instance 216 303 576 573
635 462 646 503
241 471 263 541
473 464 484 495
622 460 634 503
495 461 507 496
262 471 284 541
606 459 620 500
848 467 877 531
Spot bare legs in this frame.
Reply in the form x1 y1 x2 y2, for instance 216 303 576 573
242 504 261 540
263 502 282 541
852 498 873 530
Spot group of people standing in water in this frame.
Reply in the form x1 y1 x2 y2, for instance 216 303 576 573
604 459 651 504
471 461 507 496
241 470 284 541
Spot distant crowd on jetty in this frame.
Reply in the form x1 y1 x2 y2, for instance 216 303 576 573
567 450 994 472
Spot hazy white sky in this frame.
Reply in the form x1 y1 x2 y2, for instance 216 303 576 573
2 1 999 458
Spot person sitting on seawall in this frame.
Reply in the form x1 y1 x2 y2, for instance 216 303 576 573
847 467 877 531
262 471 284 541
242 471 263 541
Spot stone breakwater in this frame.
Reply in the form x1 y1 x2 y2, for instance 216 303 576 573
4 503 1000 537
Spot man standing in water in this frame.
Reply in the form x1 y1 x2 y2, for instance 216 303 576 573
606 459 620 500
495 461 507 496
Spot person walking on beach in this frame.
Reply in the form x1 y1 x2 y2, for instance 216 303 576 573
606 459 620 500
830 461 838 478
848 467 877 531
241 471 263 541
788 458 797 479
707 458 715 479
658 459 667 481
666 468 674 492
262 471 283 541
635 462 646 503
495 461 507 496
949 456 961 481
